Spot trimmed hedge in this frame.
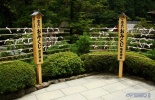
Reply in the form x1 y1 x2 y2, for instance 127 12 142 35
42 52 84 79
124 52 155 81
81 51 155 83
0 61 36 94
80 52 118 72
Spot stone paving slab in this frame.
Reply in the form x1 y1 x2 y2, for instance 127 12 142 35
122 87 150 93
16 95 37 100
128 98 151 100
149 89 155 99
102 91 126 100
45 82 69 92
36 90 65 100
61 85 88 95
120 78 143 86
16 74 155 100
54 94 87 100
82 80 109 89
28 89 47 95
102 82 128 93
89 97 105 100
139 83 155 91
81 88 109 99
66 78 89 86
84 76 102 82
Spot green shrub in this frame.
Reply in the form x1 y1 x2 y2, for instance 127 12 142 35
81 51 155 83
80 51 118 72
42 52 84 79
46 40 70 54
0 60 36 94
144 49 155 60
70 33 91 55
124 52 155 81
108 32 118 37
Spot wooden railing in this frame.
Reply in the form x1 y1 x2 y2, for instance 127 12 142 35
89 27 155 52
0 27 70 63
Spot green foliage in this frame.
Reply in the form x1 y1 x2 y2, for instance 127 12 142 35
81 51 155 82
80 52 118 72
70 34 79 43
89 31 118 51
0 33 33 62
70 12 92 34
127 30 155 53
0 60 36 94
70 33 91 55
124 52 155 81
42 52 84 80
144 49 155 60
134 18 155 29
0 51 11 57
70 43 78 54
1 0 155 28
46 41 70 54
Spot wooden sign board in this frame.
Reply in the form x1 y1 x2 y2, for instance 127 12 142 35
118 13 127 78
118 13 127 61
31 11 43 84
32 12 43 64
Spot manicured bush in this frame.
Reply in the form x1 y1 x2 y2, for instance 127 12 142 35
80 51 118 72
81 51 155 83
144 49 155 60
70 33 91 55
124 52 155 81
42 52 84 79
0 60 36 94
46 40 70 54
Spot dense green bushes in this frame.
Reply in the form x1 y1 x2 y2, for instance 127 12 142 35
144 49 155 60
1 50 155 95
42 52 84 80
46 41 70 54
81 51 155 82
70 33 91 55
80 52 118 72
0 61 36 94
124 52 155 81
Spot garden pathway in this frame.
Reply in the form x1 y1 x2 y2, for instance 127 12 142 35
16 74 155 100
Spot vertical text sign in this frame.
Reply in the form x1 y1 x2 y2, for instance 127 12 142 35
118 13 127 61
32 12 43 64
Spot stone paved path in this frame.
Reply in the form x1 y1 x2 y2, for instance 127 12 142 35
16 74 155 100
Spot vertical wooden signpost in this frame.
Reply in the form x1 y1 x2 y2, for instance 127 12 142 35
118 13 127 78
31 11 43 84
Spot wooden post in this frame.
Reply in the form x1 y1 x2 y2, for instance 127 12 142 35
31 11 44 84
118 61 123 78
37 64 42 84
118 13 127 78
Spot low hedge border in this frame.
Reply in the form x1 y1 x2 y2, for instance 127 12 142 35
1 72 154 100
0 73 95 100
0 61 36 94
42 52 85 80
1 51 155 99
0 60 36 100
80 51 155 83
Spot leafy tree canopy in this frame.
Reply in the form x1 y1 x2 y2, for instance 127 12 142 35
0 0 155 29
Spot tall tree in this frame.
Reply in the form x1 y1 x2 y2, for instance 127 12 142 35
0 0 155 28
0 1 15 27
